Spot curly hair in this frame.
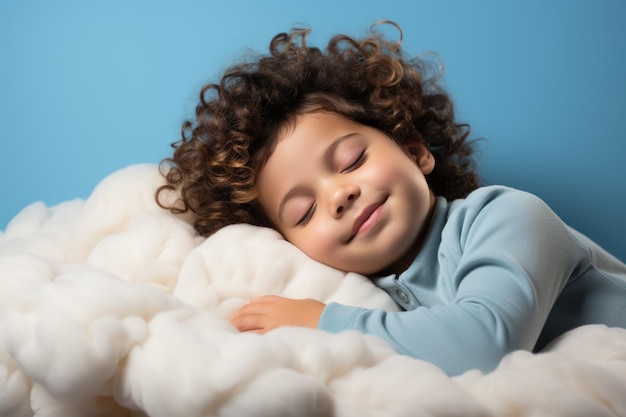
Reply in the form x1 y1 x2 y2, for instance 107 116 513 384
156 21 480 237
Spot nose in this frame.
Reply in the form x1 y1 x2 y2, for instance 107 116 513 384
331 183 360 218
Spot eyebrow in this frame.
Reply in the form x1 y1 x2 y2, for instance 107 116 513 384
277 132 360 223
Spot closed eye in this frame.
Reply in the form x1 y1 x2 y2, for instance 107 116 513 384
341 150 366 173
296 201 317 226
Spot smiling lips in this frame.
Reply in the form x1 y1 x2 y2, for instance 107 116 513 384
349 200 386 241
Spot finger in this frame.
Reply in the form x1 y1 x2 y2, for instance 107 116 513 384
229 312 268 333
232 300 275 317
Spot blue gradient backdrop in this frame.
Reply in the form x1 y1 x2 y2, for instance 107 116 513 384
1 0 625 260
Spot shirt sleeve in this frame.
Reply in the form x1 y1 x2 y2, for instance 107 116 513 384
318 188 590 375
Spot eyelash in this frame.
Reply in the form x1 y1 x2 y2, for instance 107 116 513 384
296 150 366 226
297 201 316 226
342 150 366 173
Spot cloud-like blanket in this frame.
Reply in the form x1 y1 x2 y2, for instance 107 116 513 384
1 165 625 417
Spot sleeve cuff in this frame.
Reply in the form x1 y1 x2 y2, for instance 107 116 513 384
317 302 368 333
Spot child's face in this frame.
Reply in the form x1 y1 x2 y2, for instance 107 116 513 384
257 112 436 275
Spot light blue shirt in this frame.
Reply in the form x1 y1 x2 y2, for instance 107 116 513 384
318 186 626 375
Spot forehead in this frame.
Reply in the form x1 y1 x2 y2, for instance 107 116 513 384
278 111 358 147
262 112 357 168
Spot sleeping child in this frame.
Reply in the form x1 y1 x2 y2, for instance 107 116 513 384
156 22 626 376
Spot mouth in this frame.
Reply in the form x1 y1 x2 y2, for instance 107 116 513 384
348 198 387 242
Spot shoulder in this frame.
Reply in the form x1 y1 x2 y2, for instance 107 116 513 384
449 185 552 224
456 185 546 209
444 185 567 249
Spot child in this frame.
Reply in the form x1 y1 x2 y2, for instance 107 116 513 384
157 22 626 376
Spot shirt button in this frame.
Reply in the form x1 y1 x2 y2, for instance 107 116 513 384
397 289 410 304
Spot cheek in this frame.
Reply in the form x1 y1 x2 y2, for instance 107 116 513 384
362 156 415 184
286 224 339 263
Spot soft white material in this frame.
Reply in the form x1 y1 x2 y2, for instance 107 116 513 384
0 164 624 417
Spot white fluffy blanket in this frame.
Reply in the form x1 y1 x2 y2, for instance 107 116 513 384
1 164 626 417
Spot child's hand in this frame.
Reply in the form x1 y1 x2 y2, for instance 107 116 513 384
229 295 325 333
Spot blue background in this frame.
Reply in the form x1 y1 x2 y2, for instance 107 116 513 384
1 0 625 261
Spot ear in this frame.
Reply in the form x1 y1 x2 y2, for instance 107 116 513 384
404 142 435 175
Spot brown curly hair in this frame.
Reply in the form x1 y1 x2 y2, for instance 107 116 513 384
157 21 480 237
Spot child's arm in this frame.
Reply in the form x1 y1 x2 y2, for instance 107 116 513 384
230 295 325 333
